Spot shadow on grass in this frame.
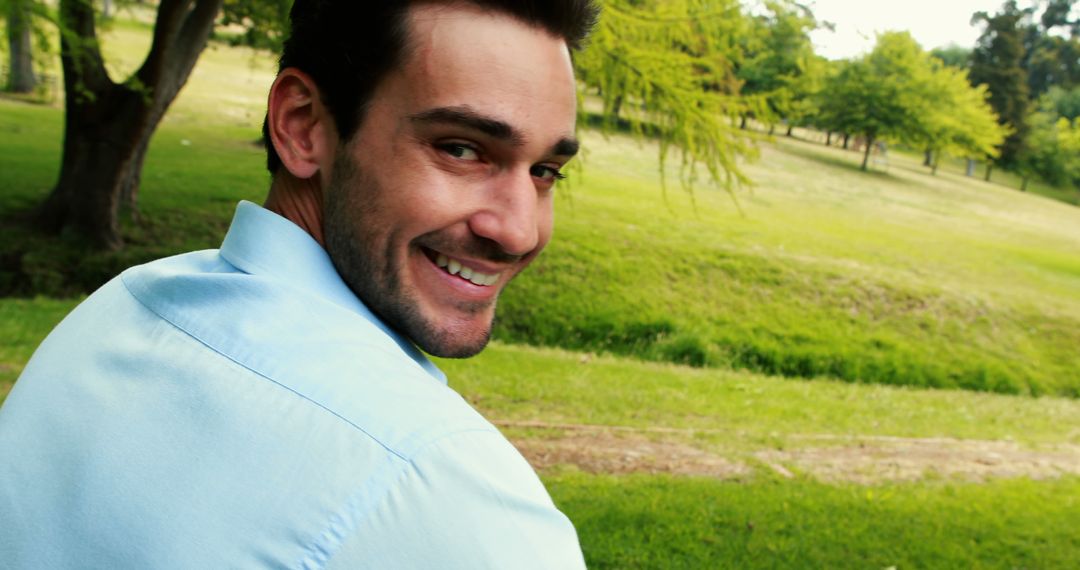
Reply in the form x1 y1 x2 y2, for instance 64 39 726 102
774 138 896 180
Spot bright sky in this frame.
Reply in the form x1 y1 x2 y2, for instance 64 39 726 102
805 0 1015 60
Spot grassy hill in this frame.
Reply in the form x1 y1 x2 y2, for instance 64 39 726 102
498 129 1080 396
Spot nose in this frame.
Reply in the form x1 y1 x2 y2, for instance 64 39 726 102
467 169 542 257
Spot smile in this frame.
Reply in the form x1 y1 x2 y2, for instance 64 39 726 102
434 253 501 286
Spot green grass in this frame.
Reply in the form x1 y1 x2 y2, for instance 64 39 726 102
549 472 1080 569
439 343 1080 449
495 131 1080 396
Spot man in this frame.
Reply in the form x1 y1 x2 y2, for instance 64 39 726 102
0 1 598 567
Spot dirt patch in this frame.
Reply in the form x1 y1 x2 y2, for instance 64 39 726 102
756 439 1080 484
513 432 751 479
500 421 1080 484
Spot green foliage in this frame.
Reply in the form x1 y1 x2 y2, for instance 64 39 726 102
219 0 290 50
930 44 972 69
1020 89 1080 187
921 63 1008 166
548 473 1080 569
970 1 1032 166
736 0 821 129
575 0 758 192
816 32 935 170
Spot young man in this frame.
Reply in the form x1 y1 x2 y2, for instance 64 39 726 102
0 1 598 567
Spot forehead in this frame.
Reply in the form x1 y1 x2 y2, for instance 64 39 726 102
380 3 578 140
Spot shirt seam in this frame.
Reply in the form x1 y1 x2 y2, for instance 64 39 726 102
119 271 411 463
300 428 509 570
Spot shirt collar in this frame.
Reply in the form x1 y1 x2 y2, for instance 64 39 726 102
218 201 447 384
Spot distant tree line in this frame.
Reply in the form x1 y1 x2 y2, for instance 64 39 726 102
1 0 1077 249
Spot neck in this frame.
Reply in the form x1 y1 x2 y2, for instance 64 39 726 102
264 172 326 247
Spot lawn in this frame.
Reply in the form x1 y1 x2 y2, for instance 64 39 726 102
3 14 1080 567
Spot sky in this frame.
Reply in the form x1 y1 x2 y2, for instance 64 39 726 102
805 0 1019 60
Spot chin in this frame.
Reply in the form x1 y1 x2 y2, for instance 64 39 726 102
416 329 492 359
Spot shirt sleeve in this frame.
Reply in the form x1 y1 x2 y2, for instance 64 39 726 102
319 429 586 570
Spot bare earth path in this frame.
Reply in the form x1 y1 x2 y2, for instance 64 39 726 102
500 421 1080 484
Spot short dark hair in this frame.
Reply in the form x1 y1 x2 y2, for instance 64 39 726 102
263 0 600 173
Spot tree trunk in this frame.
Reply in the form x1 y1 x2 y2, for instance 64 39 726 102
37 89 152 249
1020 176 1029 192
923 147 932 167
768 124 775 135
842 133 851 150
984 163 993 182
786 124 794 137
739 115 748 130
861 135 874 171
36 0 224 249
965 158 976 177
6 0 37 94
931 151 939 175
826 131 832 146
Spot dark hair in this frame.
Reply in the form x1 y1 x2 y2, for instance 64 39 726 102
263 0 600 173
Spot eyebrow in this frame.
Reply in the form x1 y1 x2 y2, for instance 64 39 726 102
409 105 580 158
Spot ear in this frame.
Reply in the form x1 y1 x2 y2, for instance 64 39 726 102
266 68 335 180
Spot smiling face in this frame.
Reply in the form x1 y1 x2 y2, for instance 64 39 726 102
321 4 579 358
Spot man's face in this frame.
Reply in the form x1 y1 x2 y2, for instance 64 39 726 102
322 4 579 358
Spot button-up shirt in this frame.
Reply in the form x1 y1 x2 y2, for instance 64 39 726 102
0 201 585 569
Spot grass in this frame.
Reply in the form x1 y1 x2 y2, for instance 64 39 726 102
438 343 1080 449
495 130 1080 396
549 472 1080 569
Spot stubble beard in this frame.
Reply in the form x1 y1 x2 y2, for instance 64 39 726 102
322 148 495 358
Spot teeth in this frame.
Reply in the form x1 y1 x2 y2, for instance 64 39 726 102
433 253 501 286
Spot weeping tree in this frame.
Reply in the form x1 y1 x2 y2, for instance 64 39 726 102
36 0 289 250
574 0 759 194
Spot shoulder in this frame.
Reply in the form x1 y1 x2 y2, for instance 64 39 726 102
118 249 494 455
314 429 586 570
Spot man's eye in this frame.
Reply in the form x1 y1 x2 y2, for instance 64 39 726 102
436 142 480 161
530 164 566 182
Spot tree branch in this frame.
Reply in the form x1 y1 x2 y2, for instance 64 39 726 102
58 0 112 100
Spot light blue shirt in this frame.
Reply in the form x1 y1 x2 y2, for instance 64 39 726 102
0 202 585 569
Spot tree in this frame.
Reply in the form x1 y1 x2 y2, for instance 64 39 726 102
817 32 936 171
575 0 758 192
969 1 1032 167
1023 0 1079 100
4 0 36 93
930 44 972 69
35 0 289 250
1017 85 1080 188
736 0 820 133
919 64 1008 174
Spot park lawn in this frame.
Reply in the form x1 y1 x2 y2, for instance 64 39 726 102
549 472 1080 569
496 129 1080 396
